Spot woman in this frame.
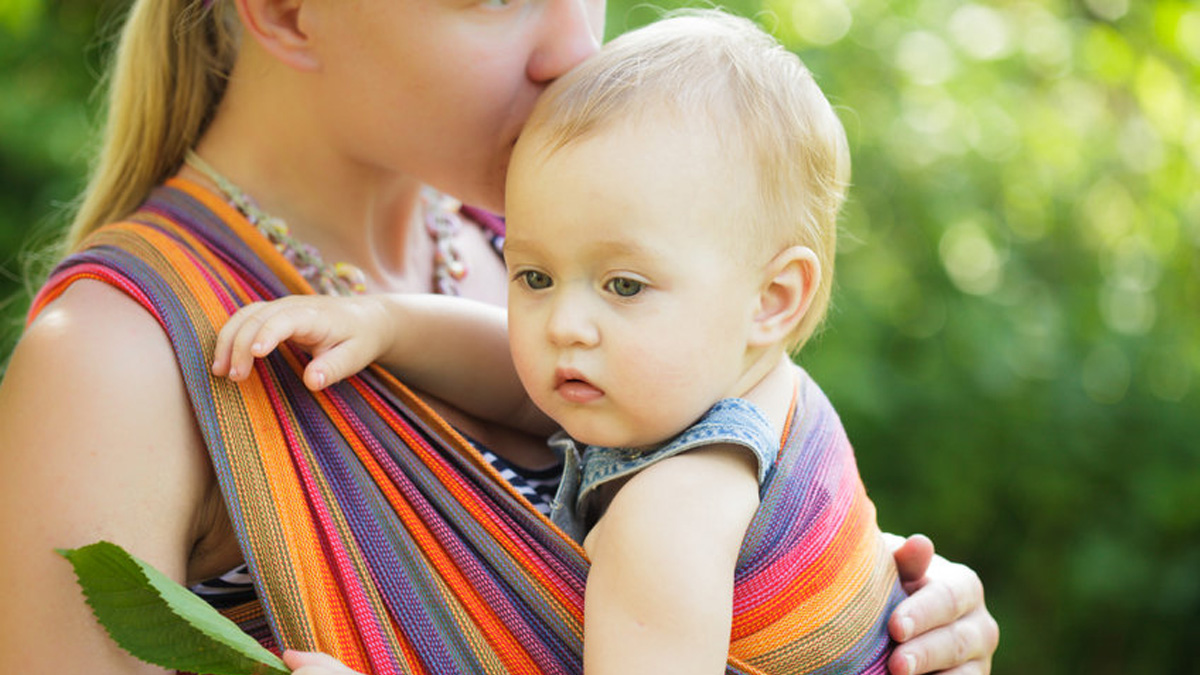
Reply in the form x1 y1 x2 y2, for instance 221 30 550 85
0 1 997 674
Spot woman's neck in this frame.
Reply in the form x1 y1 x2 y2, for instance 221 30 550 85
191 58 434 295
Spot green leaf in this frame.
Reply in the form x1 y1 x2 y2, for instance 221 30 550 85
57 541 289 675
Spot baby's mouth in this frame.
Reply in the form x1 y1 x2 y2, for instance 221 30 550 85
554 369 604 404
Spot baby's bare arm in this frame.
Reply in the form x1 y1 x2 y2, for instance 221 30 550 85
212 294 553 435
581 445 759 675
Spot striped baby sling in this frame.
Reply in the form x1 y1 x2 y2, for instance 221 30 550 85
31 178 903 674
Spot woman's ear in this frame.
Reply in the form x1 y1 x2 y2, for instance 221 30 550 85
748 246 821 348
235 0 320 71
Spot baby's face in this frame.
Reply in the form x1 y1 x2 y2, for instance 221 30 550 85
503 117 766 449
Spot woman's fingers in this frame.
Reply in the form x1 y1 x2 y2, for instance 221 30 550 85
885 533 935 645
894 556 984 639
888 606 998 675
886 536 999 675
887 556 998 675
891 533 936 596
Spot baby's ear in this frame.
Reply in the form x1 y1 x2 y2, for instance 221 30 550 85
748 246 820 348
236 0 320 71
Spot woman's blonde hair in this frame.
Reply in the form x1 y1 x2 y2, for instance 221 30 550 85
524 10 850 351
66 0 239 251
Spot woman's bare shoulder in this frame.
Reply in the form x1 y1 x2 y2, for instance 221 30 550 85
21 277 165 349
2 279 211 526
0 279 212 671
0 276 213 555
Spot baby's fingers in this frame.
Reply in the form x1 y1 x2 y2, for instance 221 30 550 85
214 301 299 380
304 339 378 391
212 302 270 379
283 649 365 674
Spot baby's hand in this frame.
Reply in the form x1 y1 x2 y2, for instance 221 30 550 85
212 295 396 391
282 649 365 674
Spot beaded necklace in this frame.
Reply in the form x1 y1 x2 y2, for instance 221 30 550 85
184 150 469 296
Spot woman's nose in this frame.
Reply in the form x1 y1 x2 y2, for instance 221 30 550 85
526 0 603 84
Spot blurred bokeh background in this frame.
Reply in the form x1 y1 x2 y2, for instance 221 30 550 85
1 0 1196 671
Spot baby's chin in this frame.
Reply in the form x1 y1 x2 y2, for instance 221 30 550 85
565 426 668 452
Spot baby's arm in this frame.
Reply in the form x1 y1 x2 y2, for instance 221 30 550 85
212 294 553 434
581 444 760 675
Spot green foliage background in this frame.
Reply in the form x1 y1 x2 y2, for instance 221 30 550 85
1 0 1196 671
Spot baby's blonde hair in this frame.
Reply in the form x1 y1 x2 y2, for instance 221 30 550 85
66 0 239 251
524 10 850 351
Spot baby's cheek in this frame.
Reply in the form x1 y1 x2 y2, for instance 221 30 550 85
622 365 707 439
508 342 544 403
635 348 701 401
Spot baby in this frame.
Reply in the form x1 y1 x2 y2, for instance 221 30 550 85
214 10 902 674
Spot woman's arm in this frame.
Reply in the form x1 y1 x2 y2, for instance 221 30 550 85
581 445 759 675
212 293 554 435
0 281 214 673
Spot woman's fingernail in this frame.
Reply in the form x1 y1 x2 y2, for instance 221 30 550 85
900 616 914 641
904 653 916 675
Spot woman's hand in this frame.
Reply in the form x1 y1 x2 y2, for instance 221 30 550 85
212 295 397 391
887 534 1000 675
283 650 366 675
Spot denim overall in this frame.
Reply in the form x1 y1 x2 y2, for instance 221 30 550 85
548 398 779 542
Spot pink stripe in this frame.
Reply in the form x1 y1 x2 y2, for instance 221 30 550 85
733 448 859 616
32 265 162 328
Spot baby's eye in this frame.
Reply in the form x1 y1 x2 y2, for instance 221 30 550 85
519 270 553 290
605 277 644 298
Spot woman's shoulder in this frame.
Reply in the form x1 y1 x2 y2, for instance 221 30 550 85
23 278 169 360
9 278 199 455
3 276 211 523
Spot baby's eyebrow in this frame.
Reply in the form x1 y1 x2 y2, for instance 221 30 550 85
504 235 661 263
500 238 537 259
585 239 664 264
